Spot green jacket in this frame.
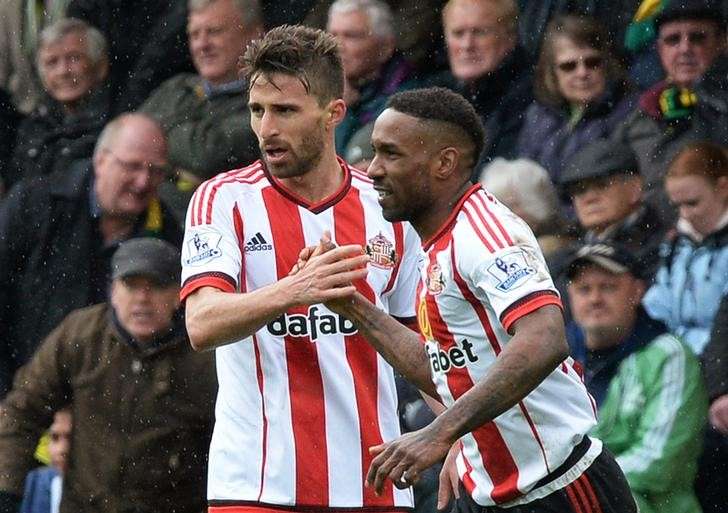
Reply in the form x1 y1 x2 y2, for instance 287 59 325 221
592 333 708 513
140 73 258 180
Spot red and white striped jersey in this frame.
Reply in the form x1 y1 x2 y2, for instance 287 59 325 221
416 184 600 508
180 159 418 511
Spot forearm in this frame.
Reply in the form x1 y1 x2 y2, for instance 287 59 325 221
186 281 295 351
340 294 436 396
427 306 567 444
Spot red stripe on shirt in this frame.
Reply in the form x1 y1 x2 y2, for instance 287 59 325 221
463 199 505 250
470 190 514 246
565 482 586 513
500 291 562 333
205 168 265 225
192 163 262 226
334 188 392 506
252 334 269 502
462 206 496 253
425 238 521 504
180 272 236 302
262 186 329 506
382 222 404 295
233 204 246 293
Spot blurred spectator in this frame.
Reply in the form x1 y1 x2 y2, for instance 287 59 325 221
441 0 533 168
643 142 728 356
0 238 216 513
0 0 69 114
480 157 574 260
560 139 669 280
140 0 262 217
19 409 71 513
612 0 727 218
7 18 111 191
67 0 195 113
0 89 22 196
0 114 183 398
696 293 728 513
328 0 421 154
566 242 708 513
517 15 637 183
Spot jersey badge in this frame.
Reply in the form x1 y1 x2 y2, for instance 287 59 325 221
366 232 397 269
426 262 446 295
183 228 223 267
487 249 536 292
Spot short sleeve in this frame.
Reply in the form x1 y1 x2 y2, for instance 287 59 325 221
459 218 561 333
180 183 243 301
385 223 423 319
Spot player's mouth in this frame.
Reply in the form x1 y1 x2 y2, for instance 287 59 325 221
264 146 288 164
373 186 392 201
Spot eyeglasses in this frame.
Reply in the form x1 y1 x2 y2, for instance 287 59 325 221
660 31 709 47
104 149 170 182
556 56 604 73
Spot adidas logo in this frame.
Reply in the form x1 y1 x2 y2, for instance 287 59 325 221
245 232 273 252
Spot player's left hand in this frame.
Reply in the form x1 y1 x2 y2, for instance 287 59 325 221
366 425 451 495
289 231 337 275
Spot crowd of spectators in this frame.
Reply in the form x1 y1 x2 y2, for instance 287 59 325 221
0 0 727 512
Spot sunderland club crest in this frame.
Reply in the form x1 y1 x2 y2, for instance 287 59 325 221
365 232 397 269
426 262 446 295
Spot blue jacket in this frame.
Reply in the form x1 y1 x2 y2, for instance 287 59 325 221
643 221 728 355
21 467 58 513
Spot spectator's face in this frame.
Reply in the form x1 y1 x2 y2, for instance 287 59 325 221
188 0 253 86
93 120 168 218
38 32 105 109
249 72 342 179
111 276 180 343
553 37 606 105
444 0 517 82
368 108 439 224
570 174 642 233
568 265 644 348
328 9 394 84
48 410 72 475
657 20 724 88
666 174 728 236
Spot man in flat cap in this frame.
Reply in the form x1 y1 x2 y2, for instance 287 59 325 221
0 238 216 513
565 241 707 513
561 139 669 281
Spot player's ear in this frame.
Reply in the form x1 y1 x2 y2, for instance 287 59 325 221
434 147 459 180
326 99 347 129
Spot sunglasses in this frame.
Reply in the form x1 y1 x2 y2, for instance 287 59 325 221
556 56 604 73
660 31 709 47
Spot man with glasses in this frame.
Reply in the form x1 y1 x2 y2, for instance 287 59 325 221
559 139 669 282
613 0 727 221
0 113 183 398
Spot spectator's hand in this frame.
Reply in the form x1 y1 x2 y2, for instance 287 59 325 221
437 443 461 510
366 425 451 496
709 394 728 435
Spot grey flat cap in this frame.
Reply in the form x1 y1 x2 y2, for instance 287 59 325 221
111 237 181 286
560 140 639 188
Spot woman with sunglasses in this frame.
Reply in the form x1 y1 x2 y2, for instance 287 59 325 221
516 15 637 189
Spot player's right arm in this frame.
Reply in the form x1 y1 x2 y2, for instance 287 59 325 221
185 246 369 351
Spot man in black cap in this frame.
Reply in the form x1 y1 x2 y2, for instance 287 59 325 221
613 0 728 211
565 241 708 513
561 139 669 281
0 237 216 513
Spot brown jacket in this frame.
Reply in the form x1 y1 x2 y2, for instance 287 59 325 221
0 303 216 513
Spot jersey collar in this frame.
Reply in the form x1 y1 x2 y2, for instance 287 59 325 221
422 183 482 251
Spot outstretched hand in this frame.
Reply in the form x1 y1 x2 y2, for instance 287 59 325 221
289 231 338 276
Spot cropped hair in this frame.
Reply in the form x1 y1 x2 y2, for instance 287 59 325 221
667 142 728 182
442 0 519 33
188 0 263 27
387 87 485 166
241 25 344 105
534 14 628 108
94 113 165 159
328 0 395 39
38 17 108 67
479 158 563 235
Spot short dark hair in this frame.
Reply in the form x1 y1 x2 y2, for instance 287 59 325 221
386 87 485 165
240 24 344 105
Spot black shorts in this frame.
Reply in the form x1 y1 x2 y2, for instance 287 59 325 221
451 445 637 513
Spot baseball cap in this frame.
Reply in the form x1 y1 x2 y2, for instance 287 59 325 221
560 140 639 190
566 242 642 280
111 237 181 286
654 0 725 32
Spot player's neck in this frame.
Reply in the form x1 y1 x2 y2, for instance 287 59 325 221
413 181 472 243
279 151 345 204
